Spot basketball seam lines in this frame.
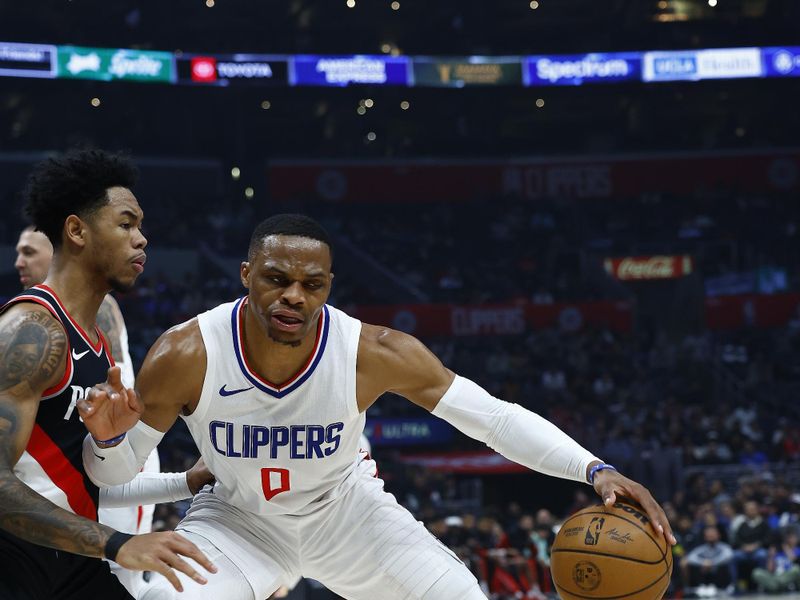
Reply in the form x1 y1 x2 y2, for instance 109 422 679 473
556 509 667 560
551 547 663 565
553 560 671 600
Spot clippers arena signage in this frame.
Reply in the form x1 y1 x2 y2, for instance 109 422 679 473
604 255 694 281
269 150 800 203
348 300 633 336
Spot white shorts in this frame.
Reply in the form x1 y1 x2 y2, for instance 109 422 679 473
139 456 484 600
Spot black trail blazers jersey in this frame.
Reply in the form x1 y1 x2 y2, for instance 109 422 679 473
2 284 114 521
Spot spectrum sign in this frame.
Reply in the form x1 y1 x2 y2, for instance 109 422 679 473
524 52 641 86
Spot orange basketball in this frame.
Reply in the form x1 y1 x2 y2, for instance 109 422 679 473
550 501 672 600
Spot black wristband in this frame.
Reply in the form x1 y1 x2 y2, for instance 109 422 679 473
104 531 133 562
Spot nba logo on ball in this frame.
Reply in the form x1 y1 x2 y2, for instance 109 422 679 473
551 502 673 599
574 561 601 591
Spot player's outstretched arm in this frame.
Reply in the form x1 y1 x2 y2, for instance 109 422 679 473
358 324 675 545
81 319 205 487
99 457 215 508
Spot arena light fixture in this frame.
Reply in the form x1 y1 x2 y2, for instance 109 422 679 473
90 97 101 107
260 100 271 110
244 187 254 198
391 1 400 10
400 100 410 110
529 1 539 9
346 0 356 7
366 131 377 141
231 167 241 179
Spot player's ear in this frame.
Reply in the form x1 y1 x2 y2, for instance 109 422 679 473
240 261 251 289
64 215 87 249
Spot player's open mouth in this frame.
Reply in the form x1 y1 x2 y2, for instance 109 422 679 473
271 313 304 332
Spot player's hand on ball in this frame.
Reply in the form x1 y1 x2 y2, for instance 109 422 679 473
591 468 677 546
77 366 143 443
115 531 218 592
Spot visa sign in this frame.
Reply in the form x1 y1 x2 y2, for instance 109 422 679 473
643 48 762 82
525 53 641 86
58 46 174 82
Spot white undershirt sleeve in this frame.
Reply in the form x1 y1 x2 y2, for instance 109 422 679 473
83 420 165 487
99 471 192 508
431 375 600 483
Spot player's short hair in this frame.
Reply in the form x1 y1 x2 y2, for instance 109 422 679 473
248 214 333 262
22 148 139 247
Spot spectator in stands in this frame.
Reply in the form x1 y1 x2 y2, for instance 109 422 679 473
752 529 800 593
683 526 736 597
733 499 772 585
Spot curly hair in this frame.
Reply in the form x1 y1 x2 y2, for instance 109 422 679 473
22 148 138 247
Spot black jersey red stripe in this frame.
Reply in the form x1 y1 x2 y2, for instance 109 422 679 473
1 286 114 521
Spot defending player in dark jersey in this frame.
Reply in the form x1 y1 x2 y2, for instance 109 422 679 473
0 148 215 599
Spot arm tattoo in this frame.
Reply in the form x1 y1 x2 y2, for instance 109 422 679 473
96 296 122 361
0 310 113 557
0 310 67 394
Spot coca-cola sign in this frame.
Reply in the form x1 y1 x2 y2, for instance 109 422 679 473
604 255 693 280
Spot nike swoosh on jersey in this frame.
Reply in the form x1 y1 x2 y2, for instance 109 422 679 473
219 384 255 397
72 349 91 360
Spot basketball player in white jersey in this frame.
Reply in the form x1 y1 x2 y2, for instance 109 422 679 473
14 222 211 598
80 214 676 600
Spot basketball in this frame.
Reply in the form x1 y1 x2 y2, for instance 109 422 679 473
550 501 672 600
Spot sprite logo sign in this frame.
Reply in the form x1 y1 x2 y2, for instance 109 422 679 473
57 46 173 82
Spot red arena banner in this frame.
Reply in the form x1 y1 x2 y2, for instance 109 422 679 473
268 149 800 203
396 451 528 474
604 255 693 281
705 293 800 330
345 300 633 336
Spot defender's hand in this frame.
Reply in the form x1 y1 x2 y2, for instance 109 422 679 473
77 366 142 443
592 468 677 546
186 457 216 495
114 531 218 592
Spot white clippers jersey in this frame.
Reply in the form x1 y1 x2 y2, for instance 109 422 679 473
184 297 366 516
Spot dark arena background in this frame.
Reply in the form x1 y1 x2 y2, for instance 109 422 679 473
1 1 799 598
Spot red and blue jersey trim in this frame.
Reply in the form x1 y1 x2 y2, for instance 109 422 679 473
32 284 104 355
231 297 330 398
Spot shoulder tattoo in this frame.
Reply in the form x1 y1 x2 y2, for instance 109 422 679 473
0 310 67 395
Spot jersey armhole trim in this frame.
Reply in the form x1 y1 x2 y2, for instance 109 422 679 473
184 315 214 425
345 316 362 420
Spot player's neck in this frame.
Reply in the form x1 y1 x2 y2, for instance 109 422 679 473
242 309 319 386
43 260 108 335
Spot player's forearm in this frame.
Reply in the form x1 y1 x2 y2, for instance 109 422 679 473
83 421 164 487
99 471 192 508
0 470 113 557
432 375 599 483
